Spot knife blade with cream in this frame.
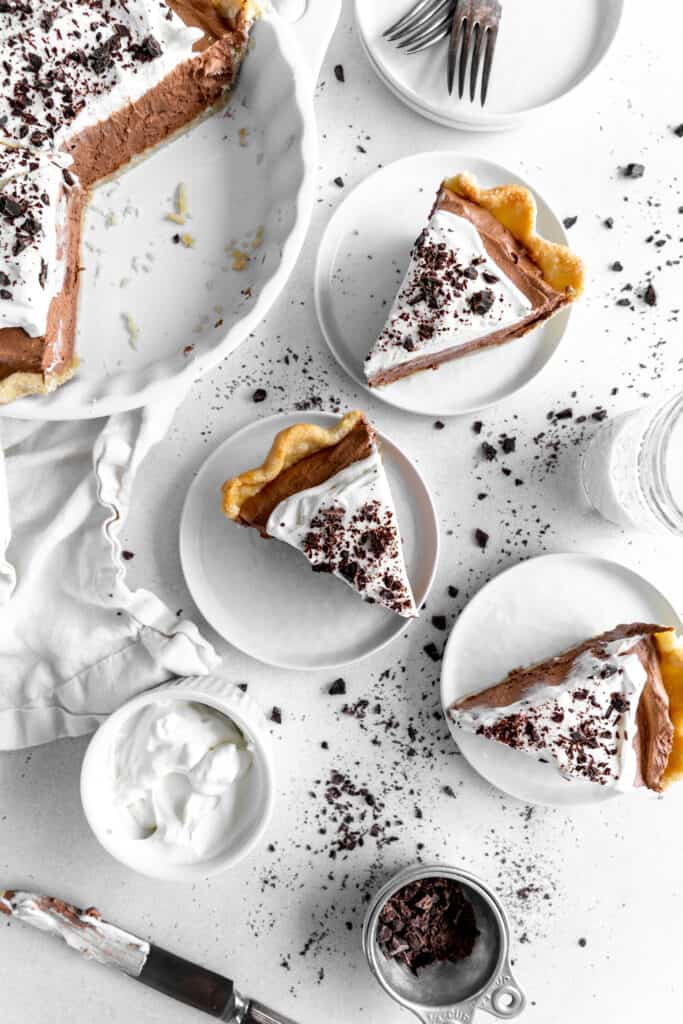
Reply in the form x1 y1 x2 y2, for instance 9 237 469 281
0 890 296 1024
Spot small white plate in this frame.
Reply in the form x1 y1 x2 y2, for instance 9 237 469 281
315 151 571 418
355 0 623 131
440 553 682 806
180 411 439 670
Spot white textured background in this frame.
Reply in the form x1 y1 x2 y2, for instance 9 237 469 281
2 2 683 1021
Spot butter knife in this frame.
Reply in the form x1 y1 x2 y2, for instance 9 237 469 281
1 890 296 1024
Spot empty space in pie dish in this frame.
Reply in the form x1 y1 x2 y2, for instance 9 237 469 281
1 15 314 420
315 151 571 418
440 553 682 807
180 412 439 670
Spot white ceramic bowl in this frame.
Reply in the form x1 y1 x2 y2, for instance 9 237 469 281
81 676 275 881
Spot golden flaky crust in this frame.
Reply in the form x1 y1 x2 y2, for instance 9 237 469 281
656 630 683 786
221 410 366 520
443 173 585 298
0 359 79 405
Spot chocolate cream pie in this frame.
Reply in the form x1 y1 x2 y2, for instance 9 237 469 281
365 173 585 387
0 0 256 404
221 411 417 617
449 624 683 793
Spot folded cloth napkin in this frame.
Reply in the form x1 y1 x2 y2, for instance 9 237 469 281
0 401 219 751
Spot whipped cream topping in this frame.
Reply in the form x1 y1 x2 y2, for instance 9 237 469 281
266 447 417 617
0 891 149 978
365 208 533 380
0 143 75 337
0 1 203 152
450 635 652 789
111 700 253 861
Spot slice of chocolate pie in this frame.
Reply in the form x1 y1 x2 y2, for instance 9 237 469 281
365 173 585 387
0 0 255 403
221 411 418 617
448 624 683 793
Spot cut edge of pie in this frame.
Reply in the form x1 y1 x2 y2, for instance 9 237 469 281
222 410 366 521
655 629 683 786
0 357 79 404
443 173 585 298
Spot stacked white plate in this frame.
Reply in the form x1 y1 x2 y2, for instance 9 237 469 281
355 0 623 131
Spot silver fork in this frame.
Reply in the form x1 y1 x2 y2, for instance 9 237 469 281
447 0 502 104
383 0 457 53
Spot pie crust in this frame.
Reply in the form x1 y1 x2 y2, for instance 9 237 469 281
443 173 585 297
221 410 365 520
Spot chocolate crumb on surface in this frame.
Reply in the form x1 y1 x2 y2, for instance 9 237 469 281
328 678 347 696
623 162 645 178
378 877 479 974
334 64 345 83
252 388 267 403
474 528 489 549
270 706 282 725
562 216 577 229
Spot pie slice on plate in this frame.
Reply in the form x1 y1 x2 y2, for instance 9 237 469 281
364 173 585 387
448 623 683 793
0 0 256 403
221 411 418 618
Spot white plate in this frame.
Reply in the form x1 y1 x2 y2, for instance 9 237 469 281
440 553 682 807
315 151 571 418
355 0 623 131
1 4 341 420
180 411 439 670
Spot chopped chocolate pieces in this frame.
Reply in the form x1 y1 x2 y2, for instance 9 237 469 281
334 176 345 188
501 436 516 454
328 678 347 696
0 289 11 300
474 528 489 549
423 642 441 663
472 420 483 435
131 35 163 63
482 270 499 284
603 217 614 229
610 261 623 272
562 216 577 229
431 615 446 631
468 289 495 315
121 550 134 560
643 283 657 306
270 706 282 725
0 271 10 286
616 297 631 307
334 64 345 82
481 441 497 461
434 420 445 430
623 162 645 178
378 877 478 974
252 388 267 403
448 585 459 598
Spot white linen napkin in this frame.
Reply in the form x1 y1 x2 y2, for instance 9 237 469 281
0 401 219 751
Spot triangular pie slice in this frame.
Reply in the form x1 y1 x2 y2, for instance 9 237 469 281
448 624 683 793
221 410 417 617
365 172 585 387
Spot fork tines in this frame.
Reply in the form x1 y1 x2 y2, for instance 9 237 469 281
384 0 456 53
447 0 501 105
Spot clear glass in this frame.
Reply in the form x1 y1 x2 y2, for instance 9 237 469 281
580 391 683 535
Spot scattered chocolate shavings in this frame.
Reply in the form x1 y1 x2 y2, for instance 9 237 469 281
433 420 445 430
623 162 645 178
423 642 441 663
270 707 282 725
334 64 345 83
481 441 497 461
252 388 267 403
447 586 459 598
643 283 657 306
474 528 489 549
603 216 614 228
468 289 495 315
501 436 516 454
328 678 347 696
121 550 134 560
131 34 162 63
472 420 483 434
611 261 623 272
334 176 344 188
443 785 456 798
562 216 577 229
431 615 446 631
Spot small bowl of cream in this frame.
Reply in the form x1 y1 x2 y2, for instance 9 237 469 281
81 677 274 881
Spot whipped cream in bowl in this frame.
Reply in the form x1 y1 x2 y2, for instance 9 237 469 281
81 677 274 881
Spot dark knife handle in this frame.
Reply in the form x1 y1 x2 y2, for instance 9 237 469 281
140 945 238 1020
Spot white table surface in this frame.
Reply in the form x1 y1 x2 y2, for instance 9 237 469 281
3 2 683 1022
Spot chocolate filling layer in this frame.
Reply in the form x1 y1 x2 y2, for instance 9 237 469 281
239 419 375 534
